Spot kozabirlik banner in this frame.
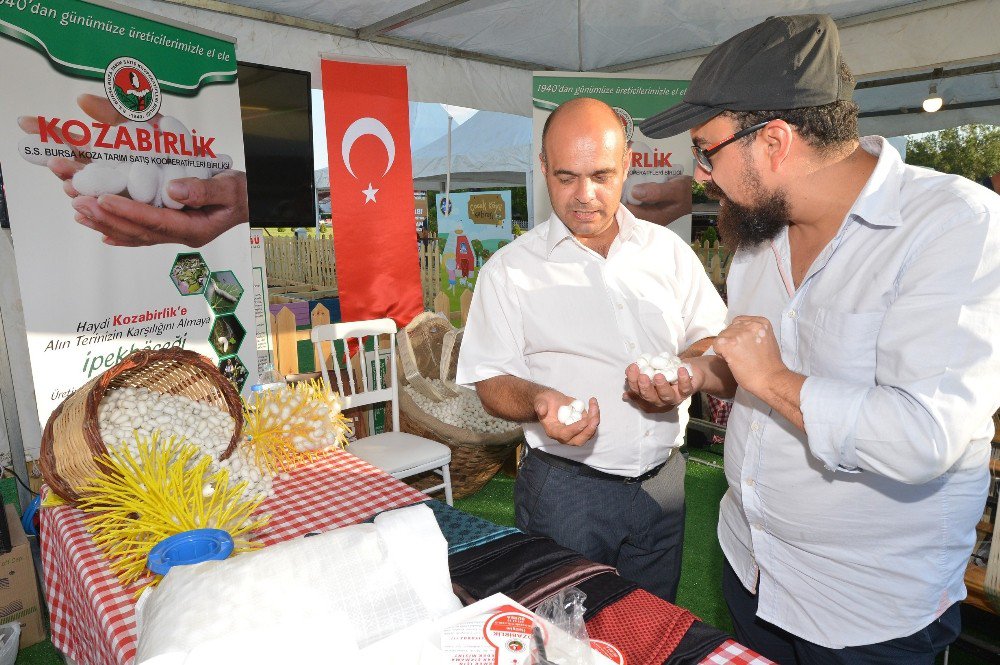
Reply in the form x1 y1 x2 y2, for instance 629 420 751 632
532 73 694 241
0 0 256 439
321 58 423 329
437 190 513 310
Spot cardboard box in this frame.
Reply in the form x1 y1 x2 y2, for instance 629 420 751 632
0 504 45 649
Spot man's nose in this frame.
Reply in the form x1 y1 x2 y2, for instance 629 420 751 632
574 178 596 201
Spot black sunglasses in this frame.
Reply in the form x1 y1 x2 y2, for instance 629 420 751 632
691 121 771 173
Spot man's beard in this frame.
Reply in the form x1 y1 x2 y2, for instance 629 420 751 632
706 170 791 250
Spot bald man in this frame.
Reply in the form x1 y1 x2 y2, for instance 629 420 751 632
456 98 727 601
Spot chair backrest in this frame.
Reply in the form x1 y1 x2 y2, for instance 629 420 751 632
311 318 399 431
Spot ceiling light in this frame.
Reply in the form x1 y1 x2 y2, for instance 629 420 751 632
922 85 943 112
922 69 944 112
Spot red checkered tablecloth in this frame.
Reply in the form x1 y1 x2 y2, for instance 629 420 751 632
40 448 769 665
40 449 427 665
701 639 775 664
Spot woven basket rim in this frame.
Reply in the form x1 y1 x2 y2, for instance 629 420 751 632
40 348 243 505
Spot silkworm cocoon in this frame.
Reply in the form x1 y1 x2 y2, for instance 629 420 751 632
72 163 128 197
208 154 232 175
557 402 584 425
156 116 190 150
186 164 210 181
159 164 187 209
127 163 162 204
650 356 670 370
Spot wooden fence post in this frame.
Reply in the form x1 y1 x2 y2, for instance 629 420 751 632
460 289 473 327
433 292 450 320
273 306 298 377
310 302 331 372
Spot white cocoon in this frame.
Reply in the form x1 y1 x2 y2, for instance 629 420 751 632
73 163 128 196
127 163 162 204
159 164 187 209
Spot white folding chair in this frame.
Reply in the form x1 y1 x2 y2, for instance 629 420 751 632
311 318 453 505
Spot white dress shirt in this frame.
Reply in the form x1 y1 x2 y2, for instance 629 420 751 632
457 206 726 476
720 136 1000 648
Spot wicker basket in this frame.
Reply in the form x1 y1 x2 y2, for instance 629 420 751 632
40 348 243 505
398 386 522 499
395 313 523 499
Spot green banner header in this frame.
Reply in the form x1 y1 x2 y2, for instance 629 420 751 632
533 76 688 121
0 0 236 95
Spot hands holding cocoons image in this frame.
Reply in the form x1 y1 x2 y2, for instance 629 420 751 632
18 94 247 248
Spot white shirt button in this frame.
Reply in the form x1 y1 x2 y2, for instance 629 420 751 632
616 303 624 310
750 421 761 432
787 309 798 319
626 341 635 349
745 477 755 486
753 522 764 530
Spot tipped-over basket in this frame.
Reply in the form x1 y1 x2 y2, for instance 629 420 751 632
40 348 243 505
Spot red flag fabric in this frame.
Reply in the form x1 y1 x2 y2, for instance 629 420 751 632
322 59 423 328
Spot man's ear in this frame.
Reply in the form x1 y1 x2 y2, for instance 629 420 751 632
539 151 548 176
762 120 794 172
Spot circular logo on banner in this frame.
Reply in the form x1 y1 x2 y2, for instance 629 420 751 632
105 57 161 121
613 106 634 142
439 196 453 216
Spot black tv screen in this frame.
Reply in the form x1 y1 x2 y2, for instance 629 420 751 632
237 62 316 228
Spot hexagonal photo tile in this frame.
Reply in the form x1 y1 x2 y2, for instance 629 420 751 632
218 356 249 392
209 314 245 359
169 253 210 296
205 270 244 315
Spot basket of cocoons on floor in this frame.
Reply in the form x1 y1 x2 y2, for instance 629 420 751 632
396 312 524 499
40 347 244 505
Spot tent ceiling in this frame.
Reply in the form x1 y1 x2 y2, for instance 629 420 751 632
856 62 1000 136
144 0 1000 133
167 0 982 72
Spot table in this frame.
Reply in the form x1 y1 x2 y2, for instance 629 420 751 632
40 449 769 665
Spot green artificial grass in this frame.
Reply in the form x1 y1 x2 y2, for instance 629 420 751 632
15 640 62 665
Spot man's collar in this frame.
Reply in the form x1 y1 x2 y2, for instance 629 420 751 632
544 205 642 258
848 136 905 228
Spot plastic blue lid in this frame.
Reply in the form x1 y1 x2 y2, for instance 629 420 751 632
147 529 235 576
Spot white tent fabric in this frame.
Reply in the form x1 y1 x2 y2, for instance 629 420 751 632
410 102 460 152
122 0 999 136
411 110 531 190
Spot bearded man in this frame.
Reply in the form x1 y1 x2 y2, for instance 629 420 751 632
631 13 1000 665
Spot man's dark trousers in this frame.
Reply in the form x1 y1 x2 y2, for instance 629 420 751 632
514 446 686 603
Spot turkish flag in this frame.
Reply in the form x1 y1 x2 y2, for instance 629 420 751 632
322 59 423 328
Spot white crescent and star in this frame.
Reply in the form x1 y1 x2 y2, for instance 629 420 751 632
341 117 395 204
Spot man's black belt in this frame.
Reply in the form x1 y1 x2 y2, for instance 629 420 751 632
528 447 669 484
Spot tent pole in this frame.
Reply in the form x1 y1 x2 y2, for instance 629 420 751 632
445 115 453 202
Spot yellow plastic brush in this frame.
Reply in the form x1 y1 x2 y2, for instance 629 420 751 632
77 432 269 593
242 378 351 474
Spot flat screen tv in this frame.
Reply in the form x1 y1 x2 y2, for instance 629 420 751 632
237 62 315 228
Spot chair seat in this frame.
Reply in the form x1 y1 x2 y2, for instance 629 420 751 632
348 431 451 477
